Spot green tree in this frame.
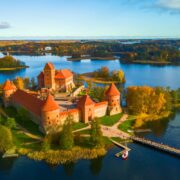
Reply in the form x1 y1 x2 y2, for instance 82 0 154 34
0 125 13 152
42 134 52 151
4 117 16 129
31 77 36 89
60 115 74 150
90 119 103 148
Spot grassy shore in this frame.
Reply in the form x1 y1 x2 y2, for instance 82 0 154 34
0 66 29 71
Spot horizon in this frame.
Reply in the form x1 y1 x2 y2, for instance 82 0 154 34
1 0 180 38
0 36 180 41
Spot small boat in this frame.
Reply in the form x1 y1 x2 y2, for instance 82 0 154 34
122 150 128 160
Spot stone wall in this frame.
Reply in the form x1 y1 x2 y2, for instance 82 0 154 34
59 109 80 124
94 102 108 118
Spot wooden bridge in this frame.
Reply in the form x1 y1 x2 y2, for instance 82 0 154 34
131 136 180 157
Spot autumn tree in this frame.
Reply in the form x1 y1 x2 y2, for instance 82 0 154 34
126 86 172 115
13 77 24 89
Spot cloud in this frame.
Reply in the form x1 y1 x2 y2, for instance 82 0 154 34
121 0 180 13
0 21 11 29
157 0 180 10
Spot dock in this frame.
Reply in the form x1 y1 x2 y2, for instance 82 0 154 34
131 136 180 156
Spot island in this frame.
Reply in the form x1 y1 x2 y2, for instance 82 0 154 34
0 55 28 71
0 62 179 165
77 66 126 84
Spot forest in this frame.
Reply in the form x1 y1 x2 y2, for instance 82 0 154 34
0 40 180 64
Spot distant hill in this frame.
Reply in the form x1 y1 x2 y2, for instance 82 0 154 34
0 56 27 70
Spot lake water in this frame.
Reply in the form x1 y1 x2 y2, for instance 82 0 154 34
0 54 180 89
0 54 180 180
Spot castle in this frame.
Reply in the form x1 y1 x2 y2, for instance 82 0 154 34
38 62 75 92
2 63 122 134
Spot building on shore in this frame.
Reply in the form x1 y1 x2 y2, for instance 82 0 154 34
2 66 122 134
37 62 75 92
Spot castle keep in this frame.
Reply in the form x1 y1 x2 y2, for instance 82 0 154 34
2 63 122 134
38 62 75 92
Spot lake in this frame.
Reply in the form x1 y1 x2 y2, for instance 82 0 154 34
0 54 180 180
0 54 180 89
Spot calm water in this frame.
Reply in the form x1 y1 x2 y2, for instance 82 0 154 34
0 54 180 180
0 54 180 89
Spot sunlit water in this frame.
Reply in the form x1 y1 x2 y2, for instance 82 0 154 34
0 54 180 180
0 54 180 89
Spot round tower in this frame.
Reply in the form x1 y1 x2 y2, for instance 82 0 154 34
105 83 122 115
43 62 55 90
2 80 16 107
41 94 60 134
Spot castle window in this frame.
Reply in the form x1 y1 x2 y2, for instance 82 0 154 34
57 115 58 118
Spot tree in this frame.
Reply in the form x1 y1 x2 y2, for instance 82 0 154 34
4 118 16 129
60 115 74 150
90 119 103 148
117 70 126 83
31 77 36 89
14 77 24 89
0 125 13 152
23 77 30 89
41 134 52 151
126 86 172 115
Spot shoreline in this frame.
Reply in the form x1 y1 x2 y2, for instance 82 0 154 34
78 72 120 84
67 56 116 61
120 59 179 66
0 66 29 71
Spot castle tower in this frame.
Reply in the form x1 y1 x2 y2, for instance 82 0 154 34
77 95 95 123
41 94 60 134
105 83 122 115
43 62 55 90
2 80 17 107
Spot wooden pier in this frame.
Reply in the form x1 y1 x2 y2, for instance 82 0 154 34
131 136 180 156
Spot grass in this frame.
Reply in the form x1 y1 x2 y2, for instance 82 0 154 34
118 116 136 132
99 113 123 126
72 122 88 130
4 106 43 137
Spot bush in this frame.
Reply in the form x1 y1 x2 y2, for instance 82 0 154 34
4 117 16 129
0 125 13 152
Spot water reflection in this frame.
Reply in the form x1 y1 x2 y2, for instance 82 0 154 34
89 156 104 175
63 162 75 176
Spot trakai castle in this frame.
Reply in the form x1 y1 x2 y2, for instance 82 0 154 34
2 62 122 134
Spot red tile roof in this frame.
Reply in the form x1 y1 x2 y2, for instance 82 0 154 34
11 89 44 117
105 83 120 96
44 62 55 70
41 94 59 112
77 95 95 108
2 80 16 91
94 101 108 107
55 69 73 79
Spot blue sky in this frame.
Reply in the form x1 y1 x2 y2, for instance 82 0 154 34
0 0 180 38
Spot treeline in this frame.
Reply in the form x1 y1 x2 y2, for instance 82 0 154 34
0 56 26 68
1 40 180 64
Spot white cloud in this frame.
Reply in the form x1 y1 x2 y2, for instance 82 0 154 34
157 0 180 9
0 21 11 29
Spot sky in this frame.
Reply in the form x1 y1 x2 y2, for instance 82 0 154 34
0 0 180 39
